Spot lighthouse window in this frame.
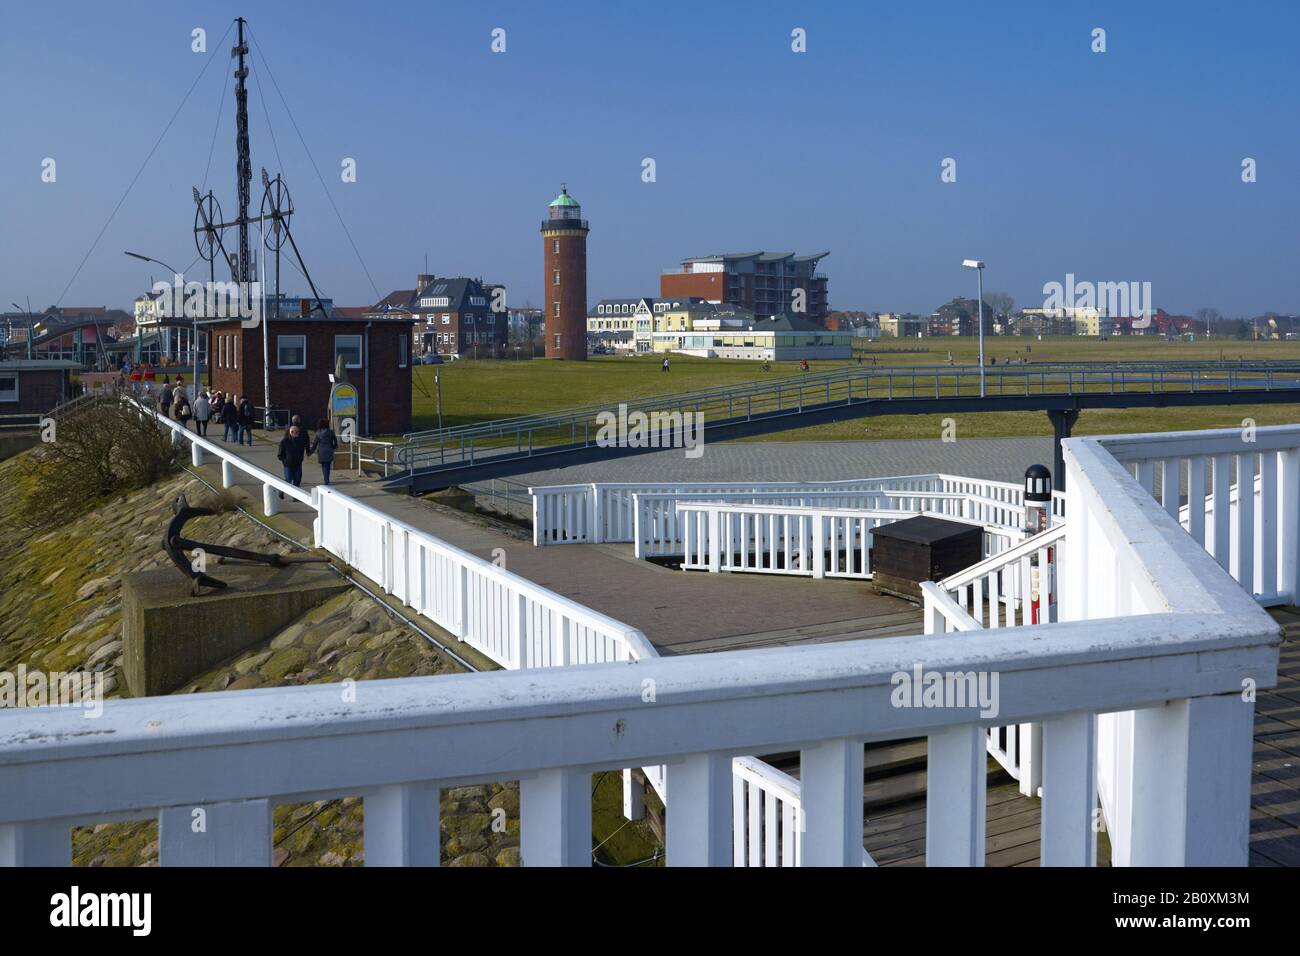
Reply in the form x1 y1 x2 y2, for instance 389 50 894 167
554 303 560 316
554 271 560 285
554 334 561 348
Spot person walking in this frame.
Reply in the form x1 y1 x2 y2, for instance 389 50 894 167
193 391 211 437
662 357 670 373
160 381 174 419
172 386 192 430
237 397 255 446
309 418 339 486
276 424 311 497
221 395 240 442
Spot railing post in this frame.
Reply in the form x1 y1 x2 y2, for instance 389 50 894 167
589 484 603 544
1128 693 1253 866
925 725 987 866
511 591 529 669
811 514 826 579
622 769 646 821
221 458 235 488
365 781 441 867
1279 447 1300 603
520 768 591 866
158 798 273 866
551 608 570 666
1211 454 1231 569
800 737 864 866
0 822 70 866
191 441 204 467
454 563 469 639
707 508 721 573
666 752 731 866
1039 711 1097 867
531 490 542 547
263 483 279 517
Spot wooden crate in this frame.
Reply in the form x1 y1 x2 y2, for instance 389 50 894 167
871 515 983 602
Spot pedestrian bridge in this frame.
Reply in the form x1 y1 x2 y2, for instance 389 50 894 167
0 400 1291 866
369 360 1300 490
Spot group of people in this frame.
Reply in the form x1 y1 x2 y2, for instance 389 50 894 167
156 379 256 446
151 377 339 490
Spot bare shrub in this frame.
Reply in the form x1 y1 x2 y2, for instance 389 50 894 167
15 398 180 532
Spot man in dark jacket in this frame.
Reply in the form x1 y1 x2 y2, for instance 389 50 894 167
309 418 339 486
221 394 240 442
237 398 254 446
276 424 311 496
160 383 174 418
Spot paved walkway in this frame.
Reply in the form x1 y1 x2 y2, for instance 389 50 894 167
190 430 923 654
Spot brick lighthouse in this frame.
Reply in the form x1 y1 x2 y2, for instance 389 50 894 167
542 184 589 359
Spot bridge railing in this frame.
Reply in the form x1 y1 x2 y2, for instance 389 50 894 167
404 361 1300 445
396 362 1300 476
532 473 1062 549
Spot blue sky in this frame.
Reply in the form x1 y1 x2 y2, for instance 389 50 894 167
1 0 1296 317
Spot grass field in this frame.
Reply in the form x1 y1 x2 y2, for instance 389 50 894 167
409 336 1300 442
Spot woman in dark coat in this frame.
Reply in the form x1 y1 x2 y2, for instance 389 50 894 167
309 418 339 486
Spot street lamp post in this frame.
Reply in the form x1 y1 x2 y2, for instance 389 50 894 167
10 302 33 361
962 259 986 398
125 251 200 400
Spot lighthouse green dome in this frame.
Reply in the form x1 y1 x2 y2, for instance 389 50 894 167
549 187 579 207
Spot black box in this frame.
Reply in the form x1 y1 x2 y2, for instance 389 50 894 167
871 515 983 602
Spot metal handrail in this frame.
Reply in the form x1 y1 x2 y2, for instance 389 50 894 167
391 361 1300 472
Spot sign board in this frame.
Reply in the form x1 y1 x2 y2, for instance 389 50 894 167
328 382 359 437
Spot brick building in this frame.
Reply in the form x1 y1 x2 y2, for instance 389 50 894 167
659 251 830 322
374 276 507 359
0 360 80 413
542 186 589 359
206 307 413 436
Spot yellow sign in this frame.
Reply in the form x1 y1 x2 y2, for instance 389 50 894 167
330 382 358 421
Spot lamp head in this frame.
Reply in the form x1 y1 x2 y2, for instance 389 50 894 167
962 259 985 270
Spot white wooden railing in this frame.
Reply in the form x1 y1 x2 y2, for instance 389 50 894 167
130 396 313 516
936 524 1067 630
0 580 1275 866
633 489 1026 560
1098 426 1300 607
532 474 1066 548
675 501 1019 581
918 526 1064 797
315 487 655 669
0 419 1281 867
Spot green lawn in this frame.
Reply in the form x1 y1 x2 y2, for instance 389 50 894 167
409 337 1300 442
